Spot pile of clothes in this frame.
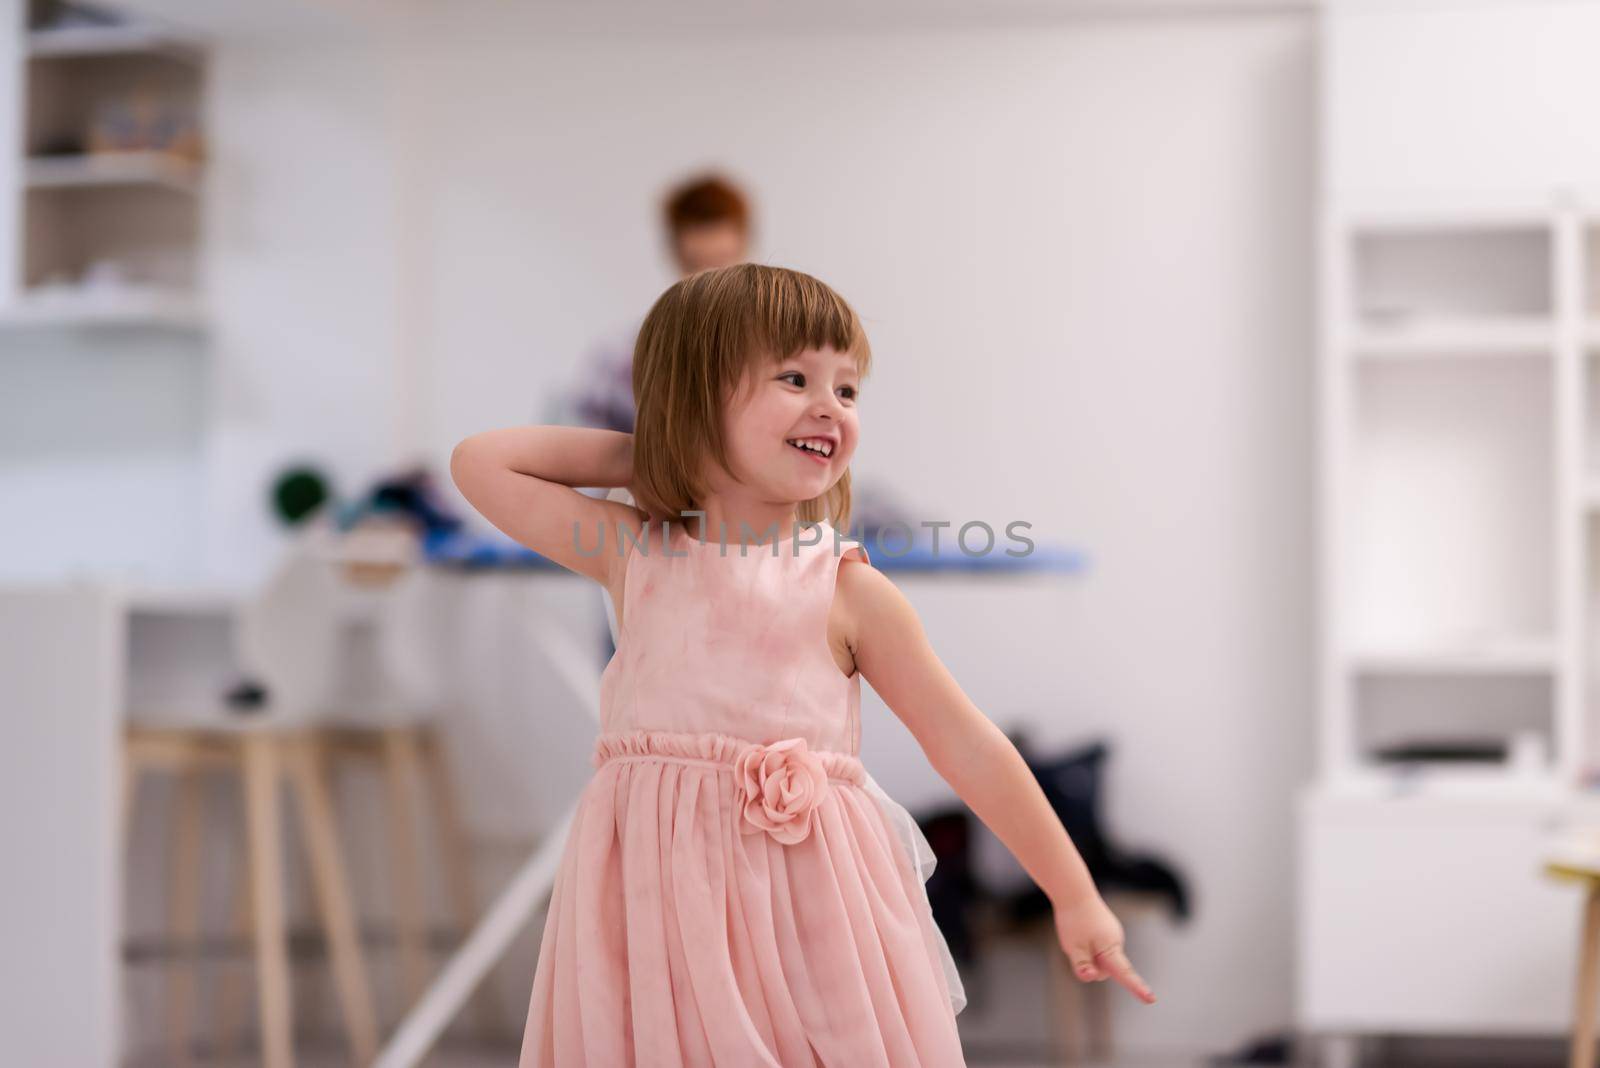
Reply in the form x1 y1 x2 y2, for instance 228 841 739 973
914 730 1191 972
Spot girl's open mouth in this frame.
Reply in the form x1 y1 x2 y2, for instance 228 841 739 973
786 438 833 464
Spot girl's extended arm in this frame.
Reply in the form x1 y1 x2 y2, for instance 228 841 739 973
449 425 647 585
845 561 1157 1005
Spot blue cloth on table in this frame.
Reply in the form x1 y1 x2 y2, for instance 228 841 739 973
422 526 1088 575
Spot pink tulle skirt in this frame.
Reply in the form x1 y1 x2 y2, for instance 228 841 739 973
519 728 967 1067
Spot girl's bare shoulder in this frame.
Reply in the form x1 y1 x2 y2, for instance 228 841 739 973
602 502 655 633
827 540 884 679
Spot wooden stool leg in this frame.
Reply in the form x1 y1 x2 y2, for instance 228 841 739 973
1573 879 1600 1068
287 735 379 1064
216 827 254 1061
1322 1034 1359 1068
1048 942 1085 1064
420 728 504 1038
165 769 205 1066
243 735 294 1068
1087 977 1113 1061
381 727 430 1010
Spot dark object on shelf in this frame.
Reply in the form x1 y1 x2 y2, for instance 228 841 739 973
35 134 86 157
33 2 125 30
1002 732 1192 926
223 677 268 714
271 465 331 527
1372 739 1507 764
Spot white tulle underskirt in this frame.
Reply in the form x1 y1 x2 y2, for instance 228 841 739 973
858 770 968 1016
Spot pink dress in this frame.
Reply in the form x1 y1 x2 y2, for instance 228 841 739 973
519 518 967 1067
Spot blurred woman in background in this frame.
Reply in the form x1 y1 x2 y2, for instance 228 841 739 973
561 172 755 432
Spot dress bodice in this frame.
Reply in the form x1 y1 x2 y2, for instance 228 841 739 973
598 519 871 754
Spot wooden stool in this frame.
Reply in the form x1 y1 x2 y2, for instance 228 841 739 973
318 721 504 1036
1547 858 1600 1068
123 724 379 1068
971 889 1164 1064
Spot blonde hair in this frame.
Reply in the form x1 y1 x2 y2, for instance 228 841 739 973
631 263 871 532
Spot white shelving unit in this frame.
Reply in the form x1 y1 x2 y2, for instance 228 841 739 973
1 0 207 331
1301 180 1600 1061
1300 4 1600 1060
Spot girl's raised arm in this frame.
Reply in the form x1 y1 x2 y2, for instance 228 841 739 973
449 425 648 586
842 560 1157 1005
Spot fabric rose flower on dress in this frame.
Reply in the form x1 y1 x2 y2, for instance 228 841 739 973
734 737 830 845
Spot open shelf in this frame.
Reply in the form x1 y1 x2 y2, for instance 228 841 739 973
25 151 199 193
1350 637 1559 676
1349 316 1554 360
26 24 201 63
1584 347 1600 494
24 184 198 290
1349 356 1554 652
1328 764 1567 800
24 50 201 159
1352 670 1555 782
1350 223 1548 329
0 284 201 329
1583 520 1600 774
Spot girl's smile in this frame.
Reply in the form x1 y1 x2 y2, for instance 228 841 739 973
785 435 837 463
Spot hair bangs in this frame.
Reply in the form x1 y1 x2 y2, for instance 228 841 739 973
748 268 871 376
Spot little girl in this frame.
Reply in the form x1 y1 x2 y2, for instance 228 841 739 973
451 263 1155 1066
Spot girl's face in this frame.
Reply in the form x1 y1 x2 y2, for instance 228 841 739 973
712 346 860 507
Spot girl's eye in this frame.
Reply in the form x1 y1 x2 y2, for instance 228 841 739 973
778 370 856 402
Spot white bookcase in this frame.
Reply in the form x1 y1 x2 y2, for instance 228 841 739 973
1299 3 1600 1061
1 0 207 329
1318 190 1585 795
1301 187 1600 1062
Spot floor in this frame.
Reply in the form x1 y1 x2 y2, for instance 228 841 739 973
123 1040 1581 1068
120 1029 1579 1067
118 927 1575 1067
128 1049 1215 1068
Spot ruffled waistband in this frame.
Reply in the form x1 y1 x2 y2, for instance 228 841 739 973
592 728 866 785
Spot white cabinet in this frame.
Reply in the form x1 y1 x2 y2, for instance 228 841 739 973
1304 2 1600 1055
1299 792 1584 1035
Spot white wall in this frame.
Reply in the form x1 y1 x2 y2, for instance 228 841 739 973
0 331 210 583
1325 0 1600 198
200 38 407 589
393 10 1316 1056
